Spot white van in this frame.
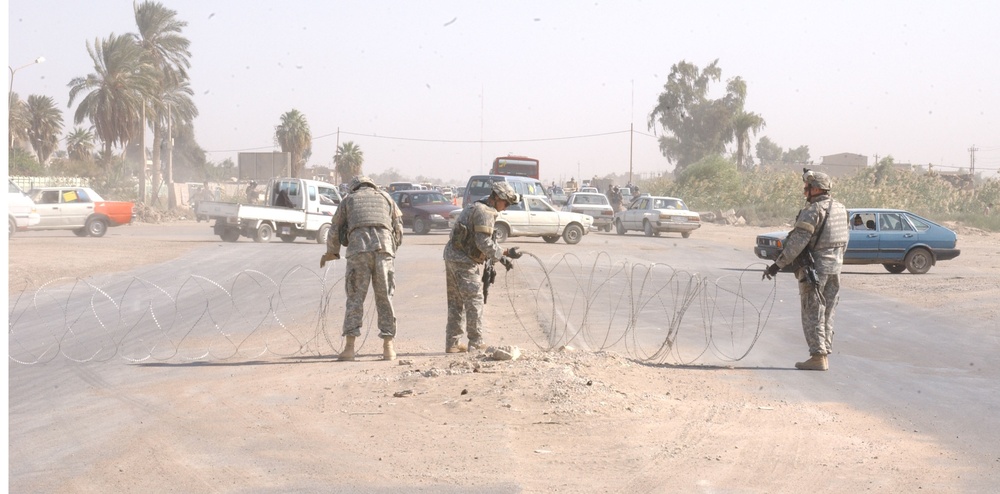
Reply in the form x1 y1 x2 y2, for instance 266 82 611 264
8 179 40 236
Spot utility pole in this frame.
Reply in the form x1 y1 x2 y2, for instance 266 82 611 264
968 144 978 176
629 80 634 185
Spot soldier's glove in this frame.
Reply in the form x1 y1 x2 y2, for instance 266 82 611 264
762 263 780 281
499 256 514 272
320 251 340 268
505 247 523 259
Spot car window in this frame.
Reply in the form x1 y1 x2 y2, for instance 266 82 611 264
526 197 552 212
505 201 524 211
879 212 912 231
638 198 649 210
906 214 931 232
63 189 89 203
36 190 59 204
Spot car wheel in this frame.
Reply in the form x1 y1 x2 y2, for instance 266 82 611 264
681 231 691 239
643 220 654 237
904 248 933 274
73 228 89 237
254 223 274 243
563 224 583 245
280 234 296 243
883 263 906 274
86 218 108 237
220 228 241 242
542 235 559 243
413 217 430 235
494 223 509 243
616 219 626 235
316 224 331 244
8 217 16 237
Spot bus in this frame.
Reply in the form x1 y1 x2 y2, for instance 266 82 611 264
491 155 539 179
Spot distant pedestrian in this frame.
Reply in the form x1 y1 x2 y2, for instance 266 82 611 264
321 176 404 361
763 169 849 371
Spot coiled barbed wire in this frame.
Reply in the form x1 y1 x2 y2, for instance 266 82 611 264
8 253 777 365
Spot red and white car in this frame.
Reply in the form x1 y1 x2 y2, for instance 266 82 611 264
27 186 134 237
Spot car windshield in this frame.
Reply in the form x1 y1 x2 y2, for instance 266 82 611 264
653 198 685 210
411 193 448 205
574 194 608 205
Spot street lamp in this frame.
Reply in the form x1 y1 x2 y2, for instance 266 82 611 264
8 56 45 97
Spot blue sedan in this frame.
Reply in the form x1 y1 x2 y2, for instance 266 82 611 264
754 208 960 274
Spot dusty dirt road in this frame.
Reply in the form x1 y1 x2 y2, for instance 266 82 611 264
7 220 1000 492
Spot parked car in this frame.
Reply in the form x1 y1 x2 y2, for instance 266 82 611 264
8 179 40 236
615 195 701 238
548 186 568 205
449 195 594 244
497 195 593 244
753 208 960 274
390 190 456 234
26 186 134 237
579 186 599 193
563 192 616 231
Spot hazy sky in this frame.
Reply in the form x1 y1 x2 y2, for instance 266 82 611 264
7 0 1000 185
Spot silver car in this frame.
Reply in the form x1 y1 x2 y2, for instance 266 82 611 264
615 195 701 238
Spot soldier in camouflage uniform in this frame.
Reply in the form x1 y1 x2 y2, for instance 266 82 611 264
764 170 849 371
443 182 523 353
321 176 404 361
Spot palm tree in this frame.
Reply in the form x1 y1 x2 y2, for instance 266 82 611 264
731 111 766 170
66 127 96 161
154 77 198 206
8 92 29 151
25 94 65 166
133 0 192 207
335 141 365 183
67 33 157 165
275 109 312 178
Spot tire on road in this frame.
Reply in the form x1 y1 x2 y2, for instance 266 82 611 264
563 224 583 245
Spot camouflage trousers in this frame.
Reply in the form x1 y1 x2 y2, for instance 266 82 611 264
798 273 840 355
343 251 396 339
444 260 484 346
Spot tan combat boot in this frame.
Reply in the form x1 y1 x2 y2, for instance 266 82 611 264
338 335 356 361
383 337 396 361
468 340 486 352
795 353 828 371
446 343 467 353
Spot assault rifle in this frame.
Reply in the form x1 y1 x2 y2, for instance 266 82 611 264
482 246 519 304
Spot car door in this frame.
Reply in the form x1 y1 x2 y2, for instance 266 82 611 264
846 210 879 261
875 211 915 262
32 189 64 227
498 200 528 234
59 188 94 228
625 198 649 229
524 196 559 234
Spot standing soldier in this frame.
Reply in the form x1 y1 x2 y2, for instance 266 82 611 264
763 169 849 370
321 176 403 361
443 182 523 353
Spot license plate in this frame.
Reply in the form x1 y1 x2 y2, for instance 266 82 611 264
281 226 291 235
759 249 767 257
671 216 686 223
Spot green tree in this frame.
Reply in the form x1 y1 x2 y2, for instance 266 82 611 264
8 92 30 151
67 33 157 165
334 141 364 182
731 111 766 170
66 126 96 161
275 109 312 178
132 0 193 207
648 59 759 174
783 145 810 164
25 94 65 166
755 136 783 166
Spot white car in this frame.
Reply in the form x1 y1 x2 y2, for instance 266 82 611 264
615 195 701 238
449 195 593 244
8 179 40 236
563 192 616 232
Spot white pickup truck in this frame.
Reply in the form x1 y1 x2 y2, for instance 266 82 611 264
196 177 341 243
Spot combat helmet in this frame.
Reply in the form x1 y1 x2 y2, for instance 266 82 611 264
350 175 378 191
491 181 521 204
802 168 833 191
